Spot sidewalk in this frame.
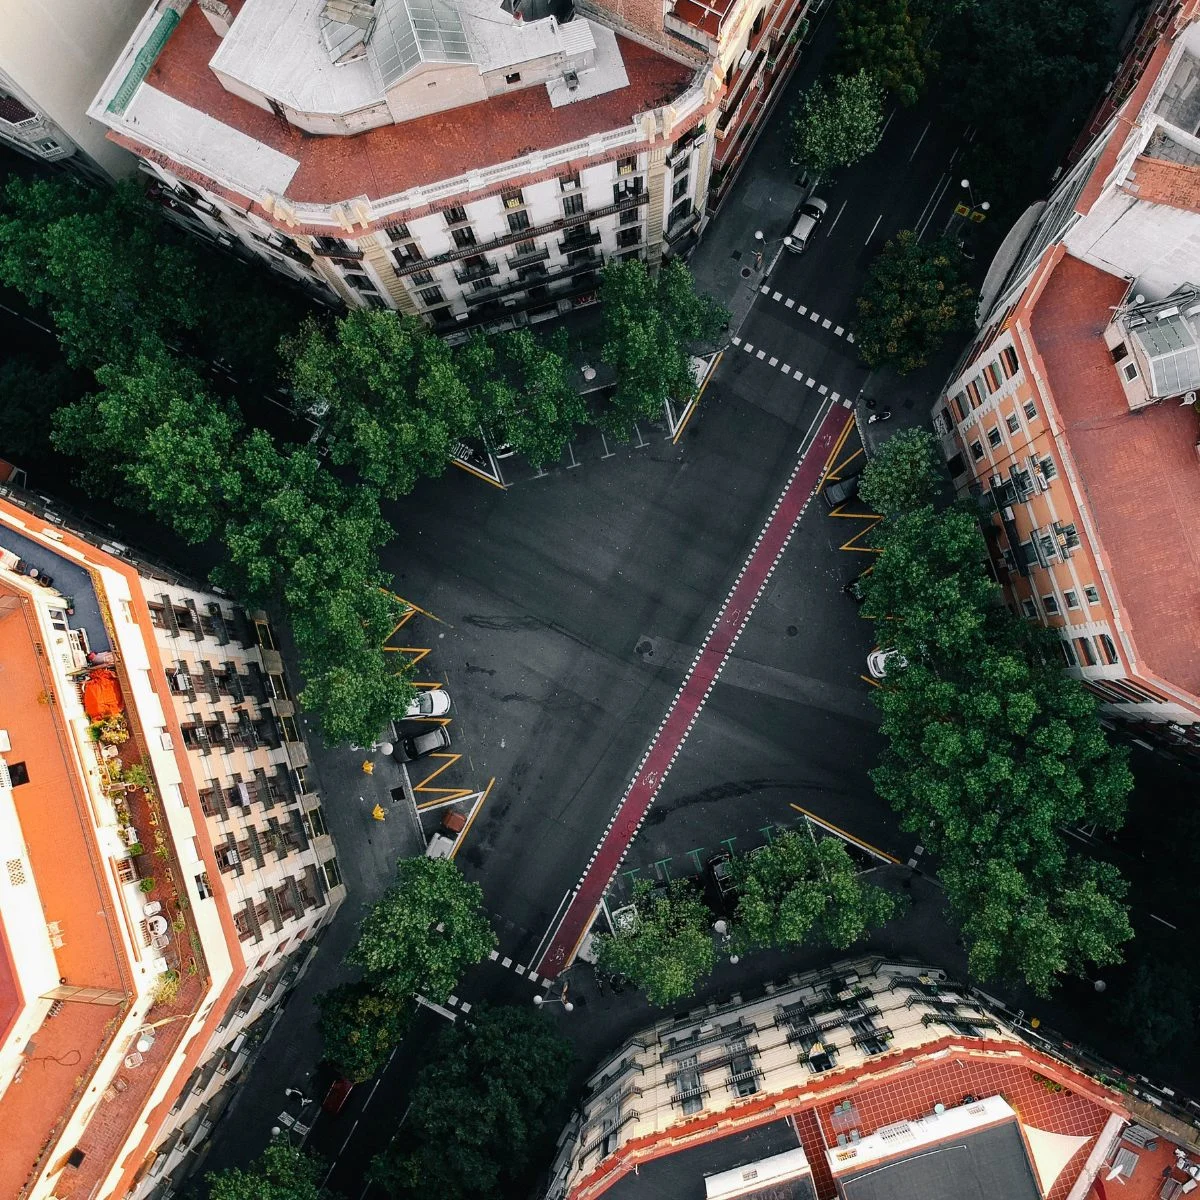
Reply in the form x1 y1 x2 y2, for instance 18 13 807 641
187 635 424 1185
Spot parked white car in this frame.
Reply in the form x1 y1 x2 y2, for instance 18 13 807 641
867 648 907 679
404 688 451 717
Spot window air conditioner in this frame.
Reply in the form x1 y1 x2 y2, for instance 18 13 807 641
223 848 240 867
172 672 190 693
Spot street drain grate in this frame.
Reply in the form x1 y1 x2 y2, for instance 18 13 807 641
731 249 742 261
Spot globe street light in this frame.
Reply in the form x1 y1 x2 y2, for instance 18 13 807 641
534 983 575 1012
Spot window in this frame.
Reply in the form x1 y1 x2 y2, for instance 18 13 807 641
507 209 531 233
418 286 445 306
1021 598 1037 619
1122 361 1139 382
984 362 1003 392
1076 637 1097 666
1061 640 1077 667
674 1057 704 1114
1000 346 1020 377
294 766 310 795
1059 523 1080 551
1042 594 1059 614
452 226 477 248
670 198 692 226
7 762 29 787
504 71 521 84
387 222 410 242
1039 454 1058 480
616 155 636 175
563 193 584 217
561 171 580 190
949 391 967 421
1085 585 1100 605
501 188 524 209
1064 589 1080 609
987 426 1002 447
305 808 328 839
970 440 984 460
443 205 468 225
1023 400 1038 420
322 857 343 889
1110 341 1129 363
965 378 984 408
1005 412 1020 433
280 716 300 743
472 278 493 293
946 452 966 477
411 268 435 286
617 226 640 247
620 206 640 226
729 1053 758 1097
672 174 690 201
0 89 36 125
1099 634 1119 665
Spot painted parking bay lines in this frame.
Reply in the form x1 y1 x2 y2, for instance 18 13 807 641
534 402 855 978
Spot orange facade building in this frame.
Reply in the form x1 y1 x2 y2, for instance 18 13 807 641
0 493 344 1200
934 0 1200 747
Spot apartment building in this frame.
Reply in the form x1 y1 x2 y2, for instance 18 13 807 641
0 0 147 179
933 1 1200 745
85 0 813 328
546 956 1179 1200
0 491 344 1200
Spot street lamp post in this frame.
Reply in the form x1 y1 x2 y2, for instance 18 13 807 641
712 919 740 965
534 983 575 1012
960 179 990 217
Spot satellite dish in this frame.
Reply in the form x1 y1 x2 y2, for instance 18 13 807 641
1134 294 1146 304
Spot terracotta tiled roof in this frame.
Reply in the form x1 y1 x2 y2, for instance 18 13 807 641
1123 153 1200 214
142 1 696 204
573 1038 1128 1200
670 0 728 38
1029 253 1200 697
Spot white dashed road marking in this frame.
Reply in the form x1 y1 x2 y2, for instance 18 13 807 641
760 289 855 343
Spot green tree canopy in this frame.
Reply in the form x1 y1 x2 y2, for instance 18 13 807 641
593 878 715 1006
317 981 411 1083
284 309 476 497
788 70 886 174
0 355 83 462
206 1143 330 1200
835 0 934 106
347 857 496 1002
857 428 947 516
732 830 902 952
368 1005 572 1200
459 328 587 466
598 258 726 440
855 231 976 374
51 350 242 543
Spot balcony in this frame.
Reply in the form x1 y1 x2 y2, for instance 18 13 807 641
310 239 363 261
507 245 551 270
454 260 501 285
463 255 604 307
559 229 602 254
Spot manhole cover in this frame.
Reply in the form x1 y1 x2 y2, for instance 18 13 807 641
635 637 658 661
786 625 798 637
731 249 742 261
740 266 753 278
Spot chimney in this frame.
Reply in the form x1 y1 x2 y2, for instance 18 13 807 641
199 0 234 37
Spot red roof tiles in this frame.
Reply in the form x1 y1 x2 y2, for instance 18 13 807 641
143 1 696 204
1123 154 1200 214
1029 253 1200 697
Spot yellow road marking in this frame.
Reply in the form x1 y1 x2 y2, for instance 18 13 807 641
860 674 882 688
827 507 882 519
451 458 507 490
815 416 856 495
840 521 883 553
672 350 723 445
450 777 495 860
386 593 448 626
827 445 864 481
412 752 473 802
788 802 901 865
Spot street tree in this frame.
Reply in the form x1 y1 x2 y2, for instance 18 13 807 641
855 231 976 373
593 879 715 1006
368 1005 573 1200
459 328 587 466
857 427 946 516
206 1142 330 1200
1113 958 1198 1063
347 857 496 1002
835 0 934 106
317 982 411 1083
788 70 886 174
732 830 902 952
51 351 242 544
284 310 477 498
598 258 727 440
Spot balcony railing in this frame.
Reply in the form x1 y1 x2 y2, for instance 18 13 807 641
507 245 551 270
454 260 501 285
559 229 602 254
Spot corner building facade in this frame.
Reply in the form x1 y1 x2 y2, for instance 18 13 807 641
933 0 1200 747
0 491 344 1200
87 0 817 331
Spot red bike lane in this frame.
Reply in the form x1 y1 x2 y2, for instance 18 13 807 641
536 401 855 978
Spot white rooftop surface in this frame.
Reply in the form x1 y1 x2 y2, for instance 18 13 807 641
546 22 626 108
211 0 384 115
460 0 583 72
124 86 301 194
705 1148 813 1200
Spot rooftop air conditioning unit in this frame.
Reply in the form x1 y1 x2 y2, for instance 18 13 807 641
1156 306 1180 320
564 69 579 91
1184 391 1198 406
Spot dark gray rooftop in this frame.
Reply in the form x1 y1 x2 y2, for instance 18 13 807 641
836 1120 1041 1200
601 1120 811 1200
